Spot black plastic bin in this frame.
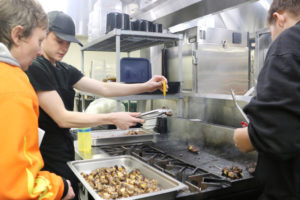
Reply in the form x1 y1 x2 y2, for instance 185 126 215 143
106 12 130 33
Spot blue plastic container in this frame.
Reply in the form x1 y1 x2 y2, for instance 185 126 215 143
120 58 152 83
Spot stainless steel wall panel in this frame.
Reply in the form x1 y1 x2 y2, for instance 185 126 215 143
166 45 193 90
197 28 248 47
185 95 250 127
196 45 249 95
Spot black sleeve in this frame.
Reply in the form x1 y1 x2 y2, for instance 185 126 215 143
245 53 300 160
27 60 56 91
66 63 84 86
62 178 69 198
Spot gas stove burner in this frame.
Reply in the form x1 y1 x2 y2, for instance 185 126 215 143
132 144 164 154
130 145 169 163
188 175 204 190
165 165 186 181
100 146 127 156
155 158 194 170
187 174 231 191
100 144 211 182
147 154 157 165
153 159 207 182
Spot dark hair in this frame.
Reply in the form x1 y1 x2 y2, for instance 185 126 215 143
0 0 48 49
267 0 300 25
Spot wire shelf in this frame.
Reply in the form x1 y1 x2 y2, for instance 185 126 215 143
81 29 181 52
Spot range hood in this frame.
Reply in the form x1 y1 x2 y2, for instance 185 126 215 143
131 0 258 29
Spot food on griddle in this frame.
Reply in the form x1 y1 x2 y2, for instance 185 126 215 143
125 130 147 135
165 111 173 116
162 106 173 116
188 145 200 154
222 166 243 179
80 165 160 199
246 162 256 175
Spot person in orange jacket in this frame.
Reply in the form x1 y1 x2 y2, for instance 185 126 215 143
0 0 74 199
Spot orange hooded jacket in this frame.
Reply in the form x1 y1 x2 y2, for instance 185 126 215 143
0 61 65 200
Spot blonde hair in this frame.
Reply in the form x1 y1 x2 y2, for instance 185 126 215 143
0 0 48 49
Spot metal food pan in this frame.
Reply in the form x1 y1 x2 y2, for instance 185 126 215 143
67 155 187 200
91 128 159 146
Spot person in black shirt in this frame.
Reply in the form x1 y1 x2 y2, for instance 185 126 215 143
27 11 168 200
233 0 300 199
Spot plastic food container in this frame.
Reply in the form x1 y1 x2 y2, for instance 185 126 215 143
106 12 130 33
77 127 92 152
120 57 152 83
153 23 163 33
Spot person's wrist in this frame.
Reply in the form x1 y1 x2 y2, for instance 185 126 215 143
62 178 69 198
142 82 150 92
106 113 115 125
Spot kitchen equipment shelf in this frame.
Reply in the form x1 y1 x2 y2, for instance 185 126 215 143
80 29 183 116
77 91 183 101
81 29 180 52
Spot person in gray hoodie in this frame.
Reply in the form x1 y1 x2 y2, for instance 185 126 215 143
0 0 74 199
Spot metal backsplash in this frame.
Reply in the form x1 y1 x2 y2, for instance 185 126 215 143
139 93 251 128
184 95 250 127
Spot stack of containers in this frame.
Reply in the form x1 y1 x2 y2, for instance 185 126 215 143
88 0 122 42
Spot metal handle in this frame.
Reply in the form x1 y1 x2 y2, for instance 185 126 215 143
231 89 249 124
139 108 172 120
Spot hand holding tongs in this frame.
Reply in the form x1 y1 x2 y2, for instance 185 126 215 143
139 108 173 120
230 89 249 127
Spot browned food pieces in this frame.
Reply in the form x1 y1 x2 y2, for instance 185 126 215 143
125 130 147 135
162 106 173 116
222 166 243 179
188 145 200 154
246 162 256 175
165 111 173 116
80 165 160 199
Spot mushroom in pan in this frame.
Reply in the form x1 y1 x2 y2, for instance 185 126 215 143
80 165 160 199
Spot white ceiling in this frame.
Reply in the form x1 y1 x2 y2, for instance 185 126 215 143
37 0 69 13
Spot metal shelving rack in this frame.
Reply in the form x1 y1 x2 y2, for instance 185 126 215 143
80 29 184 116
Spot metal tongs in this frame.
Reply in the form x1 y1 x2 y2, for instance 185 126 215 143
230 89 249 126
139 108 173 120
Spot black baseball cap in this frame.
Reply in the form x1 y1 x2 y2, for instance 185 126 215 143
48 11 83 46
